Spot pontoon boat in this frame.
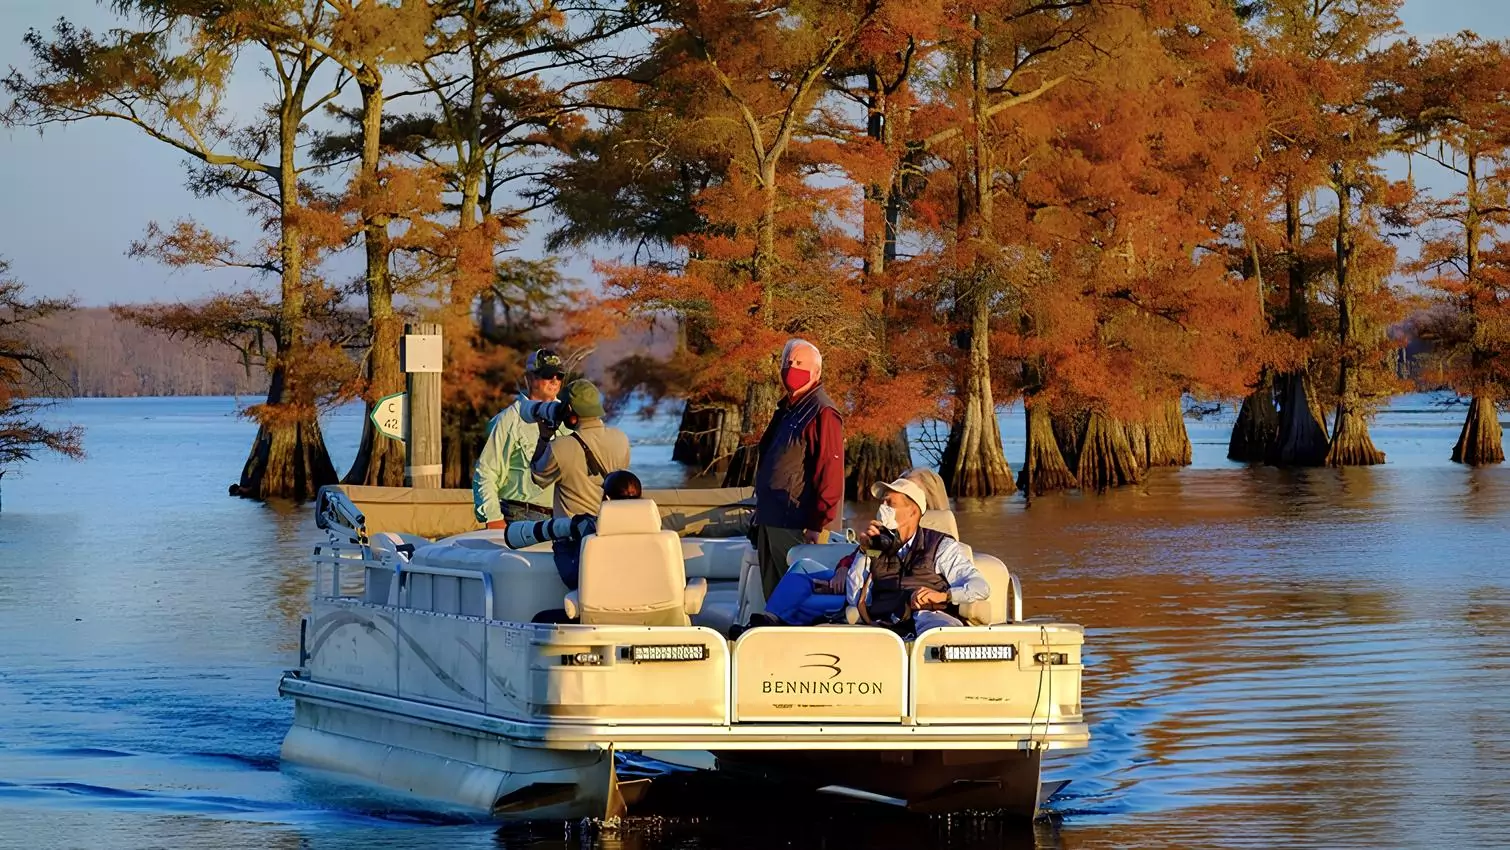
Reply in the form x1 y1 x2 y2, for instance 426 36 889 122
277 485 1089 821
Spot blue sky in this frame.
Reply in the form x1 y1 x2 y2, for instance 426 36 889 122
1 0 1506 305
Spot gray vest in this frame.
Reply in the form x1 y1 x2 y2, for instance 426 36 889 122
753 385 839 529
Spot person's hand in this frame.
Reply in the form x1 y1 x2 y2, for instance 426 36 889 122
856 520 883 550
911 587 949 610
823 565 848 594
803 528 823 544
486 519 507 530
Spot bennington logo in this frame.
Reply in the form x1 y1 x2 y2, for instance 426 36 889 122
761 653 884 696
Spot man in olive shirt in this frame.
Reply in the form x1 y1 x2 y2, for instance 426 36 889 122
530 379 631 590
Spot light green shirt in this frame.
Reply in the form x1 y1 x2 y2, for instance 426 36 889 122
472 403 568 523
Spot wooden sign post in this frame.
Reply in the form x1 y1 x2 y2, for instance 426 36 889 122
401 322 443 489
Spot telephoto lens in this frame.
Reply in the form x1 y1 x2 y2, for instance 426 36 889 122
501 515 598 549
503 516 574 549
516 397 569 428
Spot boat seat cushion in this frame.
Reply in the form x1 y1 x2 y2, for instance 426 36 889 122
574 500 702 627
692 585 741 634
919 509 959 540
963 553 1012 625
681 538 752 581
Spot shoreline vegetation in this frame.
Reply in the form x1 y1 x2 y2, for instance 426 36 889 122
4 2 1510 501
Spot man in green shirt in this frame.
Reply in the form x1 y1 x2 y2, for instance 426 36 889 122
472 348 568 528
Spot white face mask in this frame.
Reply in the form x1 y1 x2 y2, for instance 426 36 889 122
875 503 899 530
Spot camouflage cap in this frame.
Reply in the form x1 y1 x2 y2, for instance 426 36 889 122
525 348 565 378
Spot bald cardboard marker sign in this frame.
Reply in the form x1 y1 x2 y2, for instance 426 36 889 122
372 392 406 441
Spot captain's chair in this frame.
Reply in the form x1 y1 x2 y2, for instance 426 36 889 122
563 499 708 626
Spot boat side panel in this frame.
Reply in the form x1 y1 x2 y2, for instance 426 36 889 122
307 599 399 696
397 610 490 712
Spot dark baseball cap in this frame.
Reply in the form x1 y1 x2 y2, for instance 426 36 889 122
526 348 565 378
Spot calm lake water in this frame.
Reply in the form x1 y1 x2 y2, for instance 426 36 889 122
2 394 1508 849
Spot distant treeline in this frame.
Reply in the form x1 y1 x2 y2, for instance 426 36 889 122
34 307 268 398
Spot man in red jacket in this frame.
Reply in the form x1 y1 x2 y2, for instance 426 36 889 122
750 338 845 600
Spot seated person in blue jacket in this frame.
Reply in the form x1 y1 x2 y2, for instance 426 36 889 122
742 476 986 633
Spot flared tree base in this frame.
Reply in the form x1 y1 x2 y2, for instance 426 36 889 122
1229 384 1278 463
1269 372 1329 467
1326 410 1385 467
674 401 743 476
1018 403 1075 495
236 415 339 501
1076 412 1142 491
1144 399 1192 467
846 429 911 499
1451 394 1504 466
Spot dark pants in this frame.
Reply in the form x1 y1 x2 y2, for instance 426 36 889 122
553 537 582 591
755 525 807 601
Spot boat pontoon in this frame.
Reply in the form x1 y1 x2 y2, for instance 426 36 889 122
277 485 1089 821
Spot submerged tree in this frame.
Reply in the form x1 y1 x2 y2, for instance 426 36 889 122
4 3 352 499
0 258 84 506
1393 34 1510 465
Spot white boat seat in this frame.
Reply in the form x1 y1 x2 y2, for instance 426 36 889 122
692 587 742 634
564 499 707 627
919 509 959 540
681 538 752 580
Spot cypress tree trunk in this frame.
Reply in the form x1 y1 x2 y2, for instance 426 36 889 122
1327 406 1384 466
1452 393 1505 465
1325 170 1383 468
1123 420 1150 470
1271 191 1328 468
1053 408 1087 473
1076 411 1142 491
940 293 1015 496
1017 401 1075 495
1270 373 1330 466
1229 372 1279 462
1144 399 1192 467
846 428 911 498
237 86 336 501
343 78 405 487
674 400 744 476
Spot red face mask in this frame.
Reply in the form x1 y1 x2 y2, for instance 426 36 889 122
781 367 812 394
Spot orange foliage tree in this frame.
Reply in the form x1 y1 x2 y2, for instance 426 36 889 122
1391 34 1510 465
3 2 361 499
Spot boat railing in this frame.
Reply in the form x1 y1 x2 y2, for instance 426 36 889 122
396 563 496 620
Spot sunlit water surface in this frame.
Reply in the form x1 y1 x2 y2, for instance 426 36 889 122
2 395 1507 849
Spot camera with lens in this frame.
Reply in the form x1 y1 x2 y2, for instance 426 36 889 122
866 525 901 557
503 514 597 549
516 396 573 429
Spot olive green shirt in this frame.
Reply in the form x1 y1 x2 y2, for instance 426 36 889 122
530 419 632 519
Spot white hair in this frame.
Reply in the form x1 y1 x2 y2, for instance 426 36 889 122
782 338 822 369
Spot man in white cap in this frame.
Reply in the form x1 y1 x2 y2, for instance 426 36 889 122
739 475 987 635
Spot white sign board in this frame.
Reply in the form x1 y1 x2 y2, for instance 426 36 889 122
371 392 406 441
